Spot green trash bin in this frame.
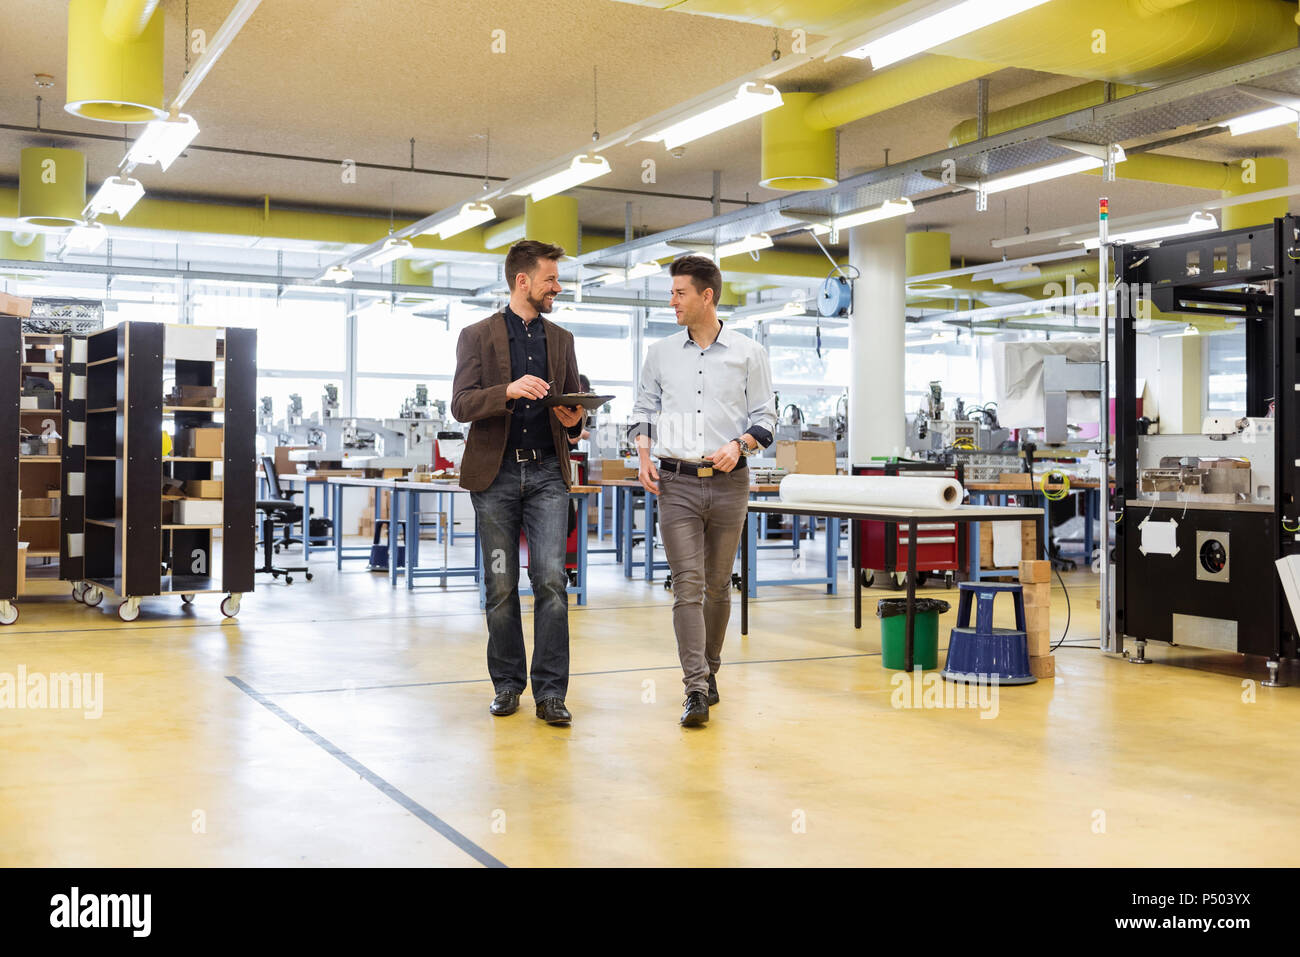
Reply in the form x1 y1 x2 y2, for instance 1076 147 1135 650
876 597 950 670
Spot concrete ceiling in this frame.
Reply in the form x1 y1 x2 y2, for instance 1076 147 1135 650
1 0 1299 271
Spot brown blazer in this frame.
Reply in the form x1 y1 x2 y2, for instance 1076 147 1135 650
451 311 582 492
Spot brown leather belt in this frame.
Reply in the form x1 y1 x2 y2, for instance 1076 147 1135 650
658 457 746 478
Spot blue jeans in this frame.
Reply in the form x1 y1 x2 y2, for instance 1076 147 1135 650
471 453 571 701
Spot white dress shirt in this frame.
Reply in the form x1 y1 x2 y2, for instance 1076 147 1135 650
630 321 777 461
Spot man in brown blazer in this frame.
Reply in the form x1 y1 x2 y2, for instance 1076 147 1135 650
451 240 585 726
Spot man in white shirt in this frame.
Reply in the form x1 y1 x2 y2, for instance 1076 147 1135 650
629 255 777 727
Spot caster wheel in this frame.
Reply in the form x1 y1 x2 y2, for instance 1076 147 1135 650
732 573 742 591
71 583 85 603
944 572 955 588
0 603 18 626
273 544 281 554
285 575 294 585
860 569 875 588
117 601 140 623
892 572 907 589
83 587 104 607
916 572 930 587
663 577 673 591
181 593 195 604
567 571 578 587
220 596 240 618
305 572 313 582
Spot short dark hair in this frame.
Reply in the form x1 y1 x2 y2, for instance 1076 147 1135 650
669 255 722 307
505 239 565 290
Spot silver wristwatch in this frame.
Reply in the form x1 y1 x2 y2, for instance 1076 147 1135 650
731 437 753 457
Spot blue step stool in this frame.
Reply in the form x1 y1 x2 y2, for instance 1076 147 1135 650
941 582 1037 685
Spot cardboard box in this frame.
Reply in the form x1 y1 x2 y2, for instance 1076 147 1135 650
381 468 406 479
164 324 217 362
1029 654 1055 679
775 440 837 475
179 427 224 459
1019 560 1051 584
45 439 59 456
1020 583 1050 607
1025 627 1052 657
597 459 635 481
0 291 33 317
19 395 36 410
174 499 222 525
185 480 223 499
20 497 56 517
999 472 1033 489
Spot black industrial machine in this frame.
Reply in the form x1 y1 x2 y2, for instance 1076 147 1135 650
1115 216 1300 684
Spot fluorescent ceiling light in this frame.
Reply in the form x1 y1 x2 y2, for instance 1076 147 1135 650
1080 211 1218 249
125 112 200 171
365 237 414 267
62 223 108 253
971 263 1041 284
85 176 145 219
424 202 495 239
640 83 783 150
830 197 915 231
982 147 1126 195
838 0 1052 67
732 299 805 323
511 154 611 202
1227 106 1298 136
716 233 773 259
320 264 353 283
591 261 663 286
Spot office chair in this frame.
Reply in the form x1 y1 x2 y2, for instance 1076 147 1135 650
256 455 311 584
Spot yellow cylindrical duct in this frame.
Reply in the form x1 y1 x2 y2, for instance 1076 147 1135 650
806 55 998 132
760 92 837 190
101 0 161 41
524 196 579 254
1223 156 1288 230
718 282 743 307
65 0 166 123
905 232 951 290
0 231 46 262
998 260 1097 291
949 81 1142 146
396 260 440 286
18 148 86 227
483 215 526 250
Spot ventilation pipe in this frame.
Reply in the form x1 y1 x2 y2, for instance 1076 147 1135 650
65 0 166 123
524 196 580 254
18 148 86 227
0 231 46 263
760 93 837 190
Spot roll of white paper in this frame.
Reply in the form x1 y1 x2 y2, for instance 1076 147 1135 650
779 474 964 510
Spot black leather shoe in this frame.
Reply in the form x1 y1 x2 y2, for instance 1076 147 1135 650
680 691 710 727
489 691 520 716
535 697 571 725
707 673 720 707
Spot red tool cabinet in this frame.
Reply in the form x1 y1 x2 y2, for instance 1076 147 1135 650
853 461 966 586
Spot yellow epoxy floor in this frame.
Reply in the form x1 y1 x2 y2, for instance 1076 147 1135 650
2 536 1299 867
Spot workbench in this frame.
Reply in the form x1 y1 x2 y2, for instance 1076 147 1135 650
740 500 1043 671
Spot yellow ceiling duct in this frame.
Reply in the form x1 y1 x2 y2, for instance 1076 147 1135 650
524 195 580 254
483 215 526 250
18 148 86 227
0 231 46 263
806 55 999 132
760 92 837 190
65 0 166 123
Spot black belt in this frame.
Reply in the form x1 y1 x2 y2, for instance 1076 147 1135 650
512 447 554 463
658 456 745 477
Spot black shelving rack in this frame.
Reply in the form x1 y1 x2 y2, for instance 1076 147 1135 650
78 321 257 621
0 316 19 625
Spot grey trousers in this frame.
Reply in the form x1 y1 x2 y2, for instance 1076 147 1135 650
656 465 750 695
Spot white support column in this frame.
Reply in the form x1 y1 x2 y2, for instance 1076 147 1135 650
848 216 907 462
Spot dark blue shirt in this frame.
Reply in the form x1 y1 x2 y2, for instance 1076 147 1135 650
504 305 553 452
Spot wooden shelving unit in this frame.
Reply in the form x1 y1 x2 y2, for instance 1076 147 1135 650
1 317 88 622
78 321 256 621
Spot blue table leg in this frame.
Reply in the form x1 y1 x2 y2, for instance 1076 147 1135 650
333 483 343 570
747 514 758 599
407 488 418 591
302 480 311 561
388 489 399 588
622 487 634 579
644 489 655 582
827 516 839 594
576 492 588 606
